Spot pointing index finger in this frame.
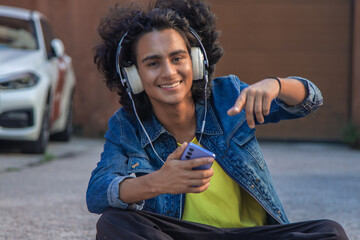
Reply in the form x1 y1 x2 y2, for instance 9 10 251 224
227 92 246 116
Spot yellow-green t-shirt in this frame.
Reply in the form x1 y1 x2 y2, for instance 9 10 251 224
180 138 267 228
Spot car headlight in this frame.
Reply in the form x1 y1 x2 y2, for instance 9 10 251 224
0 72 40 90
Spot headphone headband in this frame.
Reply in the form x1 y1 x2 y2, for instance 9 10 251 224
188 27 209 68
115 31 128 86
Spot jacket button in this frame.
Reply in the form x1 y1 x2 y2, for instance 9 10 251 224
250 184 255 189
278 210 281 215
131 163 139 168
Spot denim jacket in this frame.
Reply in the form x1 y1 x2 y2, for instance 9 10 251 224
86 75 323 225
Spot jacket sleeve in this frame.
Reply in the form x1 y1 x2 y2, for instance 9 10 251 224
86 114 145 214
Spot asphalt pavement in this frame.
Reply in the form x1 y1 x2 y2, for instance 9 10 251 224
0 137 359 240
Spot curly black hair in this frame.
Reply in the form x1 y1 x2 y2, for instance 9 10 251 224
94 0 223 119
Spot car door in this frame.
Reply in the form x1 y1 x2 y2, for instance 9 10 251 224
39 18 62 125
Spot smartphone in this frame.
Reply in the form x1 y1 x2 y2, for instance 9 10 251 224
180 143 215 170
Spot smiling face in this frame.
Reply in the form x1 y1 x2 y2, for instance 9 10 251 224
135 29 194 111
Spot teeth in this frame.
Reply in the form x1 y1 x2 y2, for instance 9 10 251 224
160 82 180 88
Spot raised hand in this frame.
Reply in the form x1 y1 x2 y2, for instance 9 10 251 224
227 78 281 128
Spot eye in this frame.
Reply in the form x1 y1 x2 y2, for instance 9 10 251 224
147 61 159 67
172 56 184 63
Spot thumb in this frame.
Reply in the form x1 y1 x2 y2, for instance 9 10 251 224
167 142 188 161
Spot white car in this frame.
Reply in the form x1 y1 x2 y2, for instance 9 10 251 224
0 6 76 153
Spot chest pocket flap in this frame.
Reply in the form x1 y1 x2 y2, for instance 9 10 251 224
231 127 266 170
127 156 157 175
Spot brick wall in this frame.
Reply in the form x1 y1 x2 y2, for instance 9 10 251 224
352 0 360 132
0 0 356 140
210 0 352 141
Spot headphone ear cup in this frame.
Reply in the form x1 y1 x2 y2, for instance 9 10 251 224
123 65 144 94
191 47 204 80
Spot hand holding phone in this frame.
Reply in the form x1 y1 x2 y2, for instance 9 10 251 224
180 143 215 170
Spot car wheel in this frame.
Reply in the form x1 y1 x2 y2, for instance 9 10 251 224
50 97 73 142
21 103 50 154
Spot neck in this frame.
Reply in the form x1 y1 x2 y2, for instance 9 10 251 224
152 99 197 144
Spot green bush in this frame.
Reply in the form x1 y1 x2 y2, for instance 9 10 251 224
342 122 360 149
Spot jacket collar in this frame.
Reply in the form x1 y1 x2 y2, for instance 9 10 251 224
139 101 223 148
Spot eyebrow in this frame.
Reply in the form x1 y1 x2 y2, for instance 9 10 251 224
141 50 188 63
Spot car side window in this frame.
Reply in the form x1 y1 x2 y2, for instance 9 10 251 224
40 18 55 59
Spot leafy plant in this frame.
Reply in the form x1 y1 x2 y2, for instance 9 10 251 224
39 152 56 164
342 122 360 149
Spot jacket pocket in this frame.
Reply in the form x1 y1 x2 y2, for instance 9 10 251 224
232 130 266 170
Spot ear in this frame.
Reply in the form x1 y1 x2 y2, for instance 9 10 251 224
191 47 204 80
123 65 144 94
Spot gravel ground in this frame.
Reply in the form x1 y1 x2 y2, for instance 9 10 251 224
0 138 359 239
0 138 100 240
262 142 360 240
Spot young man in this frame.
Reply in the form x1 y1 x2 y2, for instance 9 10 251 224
87 0 348 239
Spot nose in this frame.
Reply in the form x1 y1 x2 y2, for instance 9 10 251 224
162 59 177 79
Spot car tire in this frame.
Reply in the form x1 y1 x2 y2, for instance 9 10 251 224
50 97 73 142
21 103 50 154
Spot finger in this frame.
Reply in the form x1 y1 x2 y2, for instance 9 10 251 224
167 142 188 161
186 167 214 179
254 93 264 124
262 92 271 116
227 91 247 116
174 168 213 193
189 177 212 187
187 182 211 193
182 157 214 170
244 90 255 128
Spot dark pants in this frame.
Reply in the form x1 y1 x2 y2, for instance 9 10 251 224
96 208 349 240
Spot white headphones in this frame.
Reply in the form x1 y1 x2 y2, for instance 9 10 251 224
115 28 209 94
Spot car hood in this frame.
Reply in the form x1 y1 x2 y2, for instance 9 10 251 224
0 48 44 76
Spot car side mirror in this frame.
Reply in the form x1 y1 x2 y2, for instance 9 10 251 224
51 39 65 58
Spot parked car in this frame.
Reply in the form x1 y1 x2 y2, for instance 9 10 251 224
0 5 76 153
